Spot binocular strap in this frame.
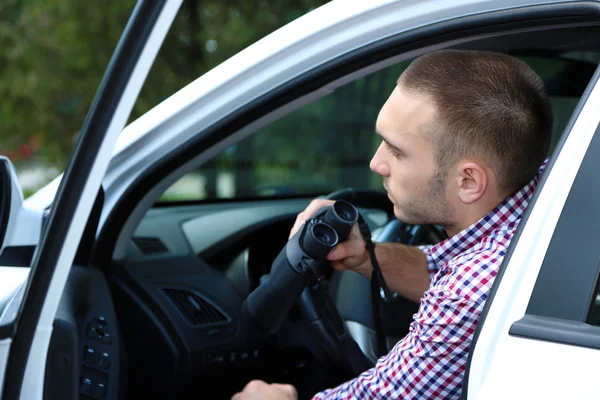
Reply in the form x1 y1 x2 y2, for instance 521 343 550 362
357 215 393 359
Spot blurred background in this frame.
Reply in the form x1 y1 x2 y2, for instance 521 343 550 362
0 0 331 198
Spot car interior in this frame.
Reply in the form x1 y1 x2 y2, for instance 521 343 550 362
13 12 600 400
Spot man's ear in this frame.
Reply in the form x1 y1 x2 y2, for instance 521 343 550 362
455 161 488 204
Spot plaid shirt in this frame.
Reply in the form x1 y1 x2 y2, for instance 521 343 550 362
313 160 547 399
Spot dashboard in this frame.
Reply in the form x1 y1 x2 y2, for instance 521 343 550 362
111 199 390 398
0 196 420 400
127 198 388 297
0 198 392 400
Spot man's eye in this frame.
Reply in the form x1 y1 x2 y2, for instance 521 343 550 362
385 142 401 158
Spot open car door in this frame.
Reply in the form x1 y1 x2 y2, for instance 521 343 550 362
0 1 182 398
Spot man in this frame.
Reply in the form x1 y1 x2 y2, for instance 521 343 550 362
232 49 552 399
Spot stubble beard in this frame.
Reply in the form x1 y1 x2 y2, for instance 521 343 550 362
391 168 455 228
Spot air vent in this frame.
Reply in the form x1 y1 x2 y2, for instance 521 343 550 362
132 237 168 255
162 289 228 326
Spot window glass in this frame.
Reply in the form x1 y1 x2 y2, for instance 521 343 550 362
158 53 596 203
159 61 410 202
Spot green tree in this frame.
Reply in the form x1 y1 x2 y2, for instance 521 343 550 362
0 0 329 176
0 0 135 167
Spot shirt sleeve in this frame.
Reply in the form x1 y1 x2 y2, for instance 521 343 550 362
417 244 438 283
311 272 483 400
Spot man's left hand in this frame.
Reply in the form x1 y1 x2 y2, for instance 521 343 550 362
231 380 298 400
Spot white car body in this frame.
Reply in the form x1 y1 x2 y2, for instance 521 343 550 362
1 0 599 399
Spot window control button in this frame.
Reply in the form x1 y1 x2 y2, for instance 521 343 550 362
98 352 110 369
87 321 112 344
87 322 104 338
94 315 107 325
83 345 97 364
80 376 93 395
93 377 108 399
100 332 112 344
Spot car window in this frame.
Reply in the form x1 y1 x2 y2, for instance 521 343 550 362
157 52 597 203
159 61 410 202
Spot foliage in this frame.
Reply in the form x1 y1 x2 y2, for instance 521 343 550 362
0 0 135 167
0 0 329 172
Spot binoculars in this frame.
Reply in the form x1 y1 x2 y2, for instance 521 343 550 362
242 200 359 335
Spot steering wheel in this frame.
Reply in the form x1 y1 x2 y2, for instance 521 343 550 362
296 188 445 375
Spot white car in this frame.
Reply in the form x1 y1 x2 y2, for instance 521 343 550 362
1 0 600 399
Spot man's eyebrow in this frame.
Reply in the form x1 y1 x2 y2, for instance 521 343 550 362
375 130 407 156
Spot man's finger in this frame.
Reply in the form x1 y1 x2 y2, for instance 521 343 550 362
297 199 332 226
289 214 305 239
244 380 268 392
289 199 334 238
271 383 298 398
327 240 365 260
330 260 349 271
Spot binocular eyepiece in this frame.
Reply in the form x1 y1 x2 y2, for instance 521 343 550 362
301 200 359 260
302 222 338 260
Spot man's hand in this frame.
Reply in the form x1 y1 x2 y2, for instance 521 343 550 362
290 198 431 302
231 380 298 400
289 199 372 277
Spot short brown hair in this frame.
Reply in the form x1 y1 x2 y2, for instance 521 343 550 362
398 49 553 194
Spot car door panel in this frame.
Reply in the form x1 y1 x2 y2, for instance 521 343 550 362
110 254 294 399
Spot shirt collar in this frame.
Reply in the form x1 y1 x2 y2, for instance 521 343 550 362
428 159 548 267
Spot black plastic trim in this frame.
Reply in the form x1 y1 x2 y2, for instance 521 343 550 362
0 246 36 267
510 315 600 350
0 160 12 249
1 1 169 399
462 23 600 400
95 2 600 269
153 191 327 207
74 186 104 266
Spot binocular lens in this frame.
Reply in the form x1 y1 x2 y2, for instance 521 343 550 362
321 200 359 241
334 201 359 222
302 222 338 260
312 223 337 246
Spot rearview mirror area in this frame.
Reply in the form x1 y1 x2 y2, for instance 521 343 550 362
0 158 14 249
0 157 44 265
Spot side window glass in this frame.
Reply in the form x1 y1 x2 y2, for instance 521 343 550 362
158 53 597 203
159 61 411 202
520 52 599 153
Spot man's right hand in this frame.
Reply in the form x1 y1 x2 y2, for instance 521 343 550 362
289 199 372 278
290 198 431 302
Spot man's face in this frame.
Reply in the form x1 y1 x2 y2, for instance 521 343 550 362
370 86 455 226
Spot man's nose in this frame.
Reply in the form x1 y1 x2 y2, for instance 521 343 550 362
370 143 390 177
